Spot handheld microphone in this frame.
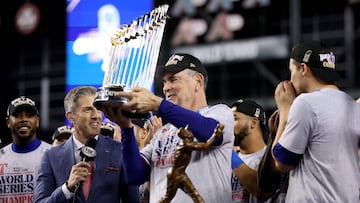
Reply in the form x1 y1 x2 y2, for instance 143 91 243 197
80 138 97 162
73 138 97 200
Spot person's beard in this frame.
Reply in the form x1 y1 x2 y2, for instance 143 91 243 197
234 125 249 148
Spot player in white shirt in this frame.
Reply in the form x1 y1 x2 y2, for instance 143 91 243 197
0 96 52 202
272 41 360 202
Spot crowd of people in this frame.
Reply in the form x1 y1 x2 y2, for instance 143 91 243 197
0 40 359 203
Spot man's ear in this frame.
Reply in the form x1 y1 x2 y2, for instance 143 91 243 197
66 111 74 123
36 116 40 128
250 117 258 130
301 63 311 77
195 73 204 90
6 117 10 128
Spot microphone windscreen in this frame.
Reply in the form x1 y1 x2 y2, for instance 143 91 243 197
80 138 97 162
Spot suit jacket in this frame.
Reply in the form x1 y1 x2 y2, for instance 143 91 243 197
34 135 139 203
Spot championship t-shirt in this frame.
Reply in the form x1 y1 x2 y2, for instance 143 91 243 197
0 142 51 202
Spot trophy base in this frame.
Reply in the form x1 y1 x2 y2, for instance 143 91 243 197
93 85 151 119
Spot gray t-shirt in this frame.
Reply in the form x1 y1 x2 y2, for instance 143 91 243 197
232 147 270 203
141 104 234 203
279 88 360 202
0 141 52 201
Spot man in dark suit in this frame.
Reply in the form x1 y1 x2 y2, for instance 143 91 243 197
34 86 139 203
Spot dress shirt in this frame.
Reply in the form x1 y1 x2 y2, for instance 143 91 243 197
61 135 99 198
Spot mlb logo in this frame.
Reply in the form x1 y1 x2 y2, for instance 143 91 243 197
165 54 184 66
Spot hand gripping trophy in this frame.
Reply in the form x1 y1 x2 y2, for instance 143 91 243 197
93 4 169 118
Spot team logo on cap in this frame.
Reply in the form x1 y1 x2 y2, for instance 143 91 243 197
320 52 335 69
57 125 72 134
11 96 36 107
303 50 312 63
254 108 261 118
165 54 184 66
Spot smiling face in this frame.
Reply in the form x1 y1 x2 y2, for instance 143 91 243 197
6 111 39 144
68 95 102 140
162 69 200 110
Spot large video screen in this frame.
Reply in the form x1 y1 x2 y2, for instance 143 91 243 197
66 1 153 92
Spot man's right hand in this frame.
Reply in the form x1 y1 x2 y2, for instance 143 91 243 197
67 162 92 191
274 80 296 120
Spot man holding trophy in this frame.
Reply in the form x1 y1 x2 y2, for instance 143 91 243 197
101 53 235 202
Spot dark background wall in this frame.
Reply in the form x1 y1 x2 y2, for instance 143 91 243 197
0 0 66 145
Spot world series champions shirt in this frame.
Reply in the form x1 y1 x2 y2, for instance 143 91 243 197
0 141 51 203
140 104 234 203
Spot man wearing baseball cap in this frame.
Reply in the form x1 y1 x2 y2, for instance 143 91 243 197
157 53 208 84
52 125 73 146
102 53 234 202
231 99 269 145
230 99 271 202
7 96 40 116
0 96 52 201
271 40 360 202
289 40 342 84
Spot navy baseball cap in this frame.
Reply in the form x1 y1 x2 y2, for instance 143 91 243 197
52 125 72 141
231 99 269 142
7 96 39 116
100 122 115 138
157 53 207 78
290 40 342 83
